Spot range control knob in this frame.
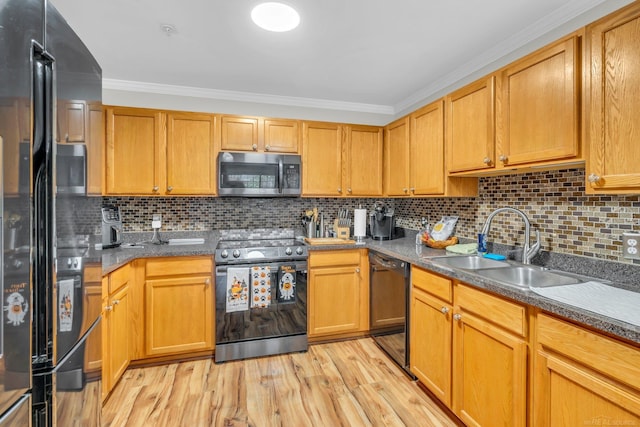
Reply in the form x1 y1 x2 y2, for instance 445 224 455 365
295 247 304 255
232 249 241 258
285 247 293 255
12 259 23 270
67 258 73 267
220 250 229 258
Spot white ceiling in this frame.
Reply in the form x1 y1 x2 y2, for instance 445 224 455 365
51 0 625 115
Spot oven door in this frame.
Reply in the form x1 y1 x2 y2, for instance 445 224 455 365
215 260 307 356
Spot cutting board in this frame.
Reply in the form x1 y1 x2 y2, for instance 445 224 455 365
304 237 356 245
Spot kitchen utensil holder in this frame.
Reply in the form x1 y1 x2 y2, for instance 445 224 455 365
334 218 350 239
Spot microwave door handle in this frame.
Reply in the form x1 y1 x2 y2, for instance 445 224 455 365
278 158 284 194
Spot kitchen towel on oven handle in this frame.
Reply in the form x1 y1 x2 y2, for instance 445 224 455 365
226 267 249 312
251 266 272 308
277 265 296 303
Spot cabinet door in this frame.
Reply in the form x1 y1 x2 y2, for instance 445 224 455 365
109 284 130 392
384 117 410 196
586 3 640 193
499 35 580 168
105 107 165 195
86 102 103 195
166 112 216 195
410 287 452 406
345 125 383 196
302 121 343 196
264 119 299 153
308 265 362 336
411 99 445 195
447 76 496 174
101 277 109 401
220 116 259 152
145 275 213 356
82 270 102 374
452 310 527 427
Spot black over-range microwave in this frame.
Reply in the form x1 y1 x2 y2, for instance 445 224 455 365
217 151 301 197
20 142 87 195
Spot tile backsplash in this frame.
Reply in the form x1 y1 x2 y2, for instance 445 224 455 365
103 168 640 265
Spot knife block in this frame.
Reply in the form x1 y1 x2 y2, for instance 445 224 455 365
334 219 350 239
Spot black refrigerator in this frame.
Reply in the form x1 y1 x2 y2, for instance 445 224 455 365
0 0 102 425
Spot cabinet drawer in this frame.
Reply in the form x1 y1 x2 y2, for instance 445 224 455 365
456 283 526 337
537 314 640 391
309 250 361 268
109 264 131 294
84 264 102 283
146 257 212 277
411 266 452 303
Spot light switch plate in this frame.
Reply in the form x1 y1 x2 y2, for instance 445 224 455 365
152 214 162 230
622 232 640 259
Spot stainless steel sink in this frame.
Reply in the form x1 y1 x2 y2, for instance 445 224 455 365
430 255 510 270
477 266 583 289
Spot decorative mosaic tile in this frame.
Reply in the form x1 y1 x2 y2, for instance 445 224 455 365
102 168 640 265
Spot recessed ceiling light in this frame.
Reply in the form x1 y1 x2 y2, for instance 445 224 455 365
251 2 300 32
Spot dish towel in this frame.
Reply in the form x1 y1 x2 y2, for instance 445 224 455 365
278 265 296 303
251 266 271 308
226 267 249 312
58 278 75 332
445 243 478 255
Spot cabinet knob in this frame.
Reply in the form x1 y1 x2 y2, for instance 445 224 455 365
483 157 492 165
499 155 508 163
347 188 352 193
104 305 113 312
440 307 449 315
167 186 173 192
337 188 342 193
265 145 270 151
453 313 462 321
355 267 360 273
410 187 415 193
252 144 258 151
588 173 601 184
112 299 120 305
153 186 159 192
65 133 69 142
403 188 408 193
205 278 211 285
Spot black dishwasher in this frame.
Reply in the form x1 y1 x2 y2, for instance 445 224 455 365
369 252 413 378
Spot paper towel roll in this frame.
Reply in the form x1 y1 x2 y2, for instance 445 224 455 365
354 208 367 237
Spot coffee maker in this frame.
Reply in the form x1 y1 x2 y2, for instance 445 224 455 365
369 202 395 240
101 205 124 248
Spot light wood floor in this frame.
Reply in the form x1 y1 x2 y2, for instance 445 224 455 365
102 338 456 427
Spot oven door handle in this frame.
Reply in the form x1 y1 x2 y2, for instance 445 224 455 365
278 158 284 194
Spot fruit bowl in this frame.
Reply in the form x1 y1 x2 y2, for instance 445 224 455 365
420 233 458 249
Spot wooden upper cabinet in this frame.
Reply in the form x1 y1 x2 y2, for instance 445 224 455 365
264 119 299 153
498 33 581 169
344 125 383 196
586 2 640 194
166 112 216 195
105 107 216 196
105 107 165 195
411 100 445 195
447 75 496 174
384 117 411 196
302 121 343 196
220 115 299 153
220 116 259 152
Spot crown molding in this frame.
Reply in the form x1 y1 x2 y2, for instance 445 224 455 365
102 79 395 115
394 0 611 113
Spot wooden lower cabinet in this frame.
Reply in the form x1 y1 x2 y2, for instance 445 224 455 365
308 249 368 338
82 264 102 375
144 257 214 357
102 264 132 400
533 314 640 425
410 266 527 426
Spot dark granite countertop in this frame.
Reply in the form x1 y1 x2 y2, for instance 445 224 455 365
101 230 640 344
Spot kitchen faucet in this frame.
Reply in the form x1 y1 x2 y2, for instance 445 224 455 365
480 207 541 264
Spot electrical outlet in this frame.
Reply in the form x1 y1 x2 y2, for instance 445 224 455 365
622 232 640 259
152 214 162 230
